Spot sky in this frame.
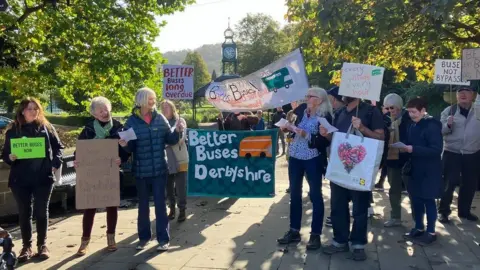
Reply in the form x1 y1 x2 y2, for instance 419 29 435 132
154 0 288 53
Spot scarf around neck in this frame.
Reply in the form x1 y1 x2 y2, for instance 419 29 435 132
93 119 113 139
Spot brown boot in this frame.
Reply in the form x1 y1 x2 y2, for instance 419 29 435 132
168 207 175 220
107 233 117 252
38 245 50 260
76 237 90 256
17 246 33 263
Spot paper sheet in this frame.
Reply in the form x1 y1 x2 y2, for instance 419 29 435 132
317 117 338 134
118 128 137 142
274 118 289 128
390 142 407 149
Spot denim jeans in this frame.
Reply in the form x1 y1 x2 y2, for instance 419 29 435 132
411 196 437 233
135 174 170 244
331 183 370 249
10 183 54 248
288 156 324 235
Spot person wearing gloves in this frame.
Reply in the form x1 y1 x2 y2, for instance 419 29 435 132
277 87 333 251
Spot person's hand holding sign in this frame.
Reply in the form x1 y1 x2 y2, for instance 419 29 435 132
8 154 17 162
118 139 127 147
352 116 364 131
319 126 328 137
447 115 454 128
175 119 186 133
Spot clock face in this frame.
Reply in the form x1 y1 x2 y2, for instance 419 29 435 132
223 47 236 60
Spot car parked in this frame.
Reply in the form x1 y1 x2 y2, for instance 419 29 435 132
0 116 13 131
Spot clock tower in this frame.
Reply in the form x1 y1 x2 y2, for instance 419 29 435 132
221 18 238 75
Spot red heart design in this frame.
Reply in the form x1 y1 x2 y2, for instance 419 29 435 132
337 142 367 174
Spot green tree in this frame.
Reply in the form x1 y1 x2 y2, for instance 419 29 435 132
182 51 211 91
286 0 480 82
235 13 291 76
0 0 192 113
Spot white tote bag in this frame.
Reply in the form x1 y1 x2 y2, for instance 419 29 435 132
325 125 384 191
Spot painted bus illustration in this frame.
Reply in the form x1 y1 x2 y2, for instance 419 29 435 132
261 67 294 93
239 136 273 158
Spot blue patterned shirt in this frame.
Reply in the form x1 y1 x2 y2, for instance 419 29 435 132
288 110 320 160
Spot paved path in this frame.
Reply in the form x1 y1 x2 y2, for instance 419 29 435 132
11 158 480 270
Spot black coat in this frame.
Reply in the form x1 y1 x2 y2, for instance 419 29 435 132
405 117 443 199
1 123 64 187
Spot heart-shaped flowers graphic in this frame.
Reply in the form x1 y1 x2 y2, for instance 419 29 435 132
337 142 367 173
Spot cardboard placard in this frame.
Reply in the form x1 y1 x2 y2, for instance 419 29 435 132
461 48 480 81
339 63 385 101
75 140 120 210
162 64 194 100
10 137 46 159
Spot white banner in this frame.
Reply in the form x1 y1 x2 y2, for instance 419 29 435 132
461 48 480 81
338 63 385 101
434 59 470 86
162 64 194 100
205 49 309 111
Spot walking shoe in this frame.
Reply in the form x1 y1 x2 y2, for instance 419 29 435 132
413 233 437 246
107 234 117 252
438 214 450 224
403 228 424 240
136 240 149 250
323 244 349 255
277 230 301 245
157 242 169 251
459 213 479 221
17 246 33 263
286 188 291 193
177 209 186 222
374 183 384 190
384 219 402 227
325 216 332 227
76 237 90 256
168 207 176 220
349 248 367 261
306 235 321 250
38 245 50 260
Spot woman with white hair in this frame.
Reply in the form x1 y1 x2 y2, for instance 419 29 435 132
74 96 130 256
277 87 333 250
119 87 184 251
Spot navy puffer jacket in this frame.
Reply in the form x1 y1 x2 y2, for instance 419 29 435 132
123 108 179 178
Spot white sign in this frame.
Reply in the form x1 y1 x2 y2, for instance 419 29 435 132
338 63 385 101
205 49 309 111
162 64 194 100
461 48 480 81
434 59 470 86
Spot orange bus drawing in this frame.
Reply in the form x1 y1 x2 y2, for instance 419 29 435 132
239 136 273 158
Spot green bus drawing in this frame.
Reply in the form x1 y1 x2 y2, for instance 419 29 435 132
261 67 294 93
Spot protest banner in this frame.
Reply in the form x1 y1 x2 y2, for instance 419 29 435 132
339 63 385 101
461 48 480 81
75 140 120 210
162 64 194 100
187 129 277 197
434 59 470 86
205 49 309 111
10 137 46 159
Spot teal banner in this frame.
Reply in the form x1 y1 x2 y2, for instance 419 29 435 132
187 129 277 198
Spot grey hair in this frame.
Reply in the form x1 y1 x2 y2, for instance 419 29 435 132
89 96 112 115
308 87 333 117
135 87 157 107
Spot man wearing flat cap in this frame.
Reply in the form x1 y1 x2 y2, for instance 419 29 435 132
438 86 480 223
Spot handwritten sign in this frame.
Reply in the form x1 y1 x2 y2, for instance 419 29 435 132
162 64 194 100
339 63 385 101
10 137 46 159
434 59 470 86
75 140 119 210
461 48 480 81
187 129 276 197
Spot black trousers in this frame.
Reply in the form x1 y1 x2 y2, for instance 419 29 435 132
10 183 54 248
439 150 480 216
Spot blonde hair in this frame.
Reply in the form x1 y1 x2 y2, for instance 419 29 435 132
135 87 156 107
159 100 179 121
308 87 333 117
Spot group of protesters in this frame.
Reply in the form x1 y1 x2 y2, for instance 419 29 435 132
1 87 189 263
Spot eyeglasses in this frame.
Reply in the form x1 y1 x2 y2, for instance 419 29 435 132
387 106 396 110
305 95 319 99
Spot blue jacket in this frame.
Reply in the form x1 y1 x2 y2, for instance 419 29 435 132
253 118 265 130
406 116 443 199
123 109 179 178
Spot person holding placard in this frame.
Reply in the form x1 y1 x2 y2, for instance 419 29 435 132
276 87 333 251
74 97 130 256
119 87 184 252
1 98 64 263
438 86 480 223
160 100 189 223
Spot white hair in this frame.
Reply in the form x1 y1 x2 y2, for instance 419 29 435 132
135 87 157 107
89 96 112 115
308 87 333 117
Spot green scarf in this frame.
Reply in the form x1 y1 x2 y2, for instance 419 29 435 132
94 119 113 139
